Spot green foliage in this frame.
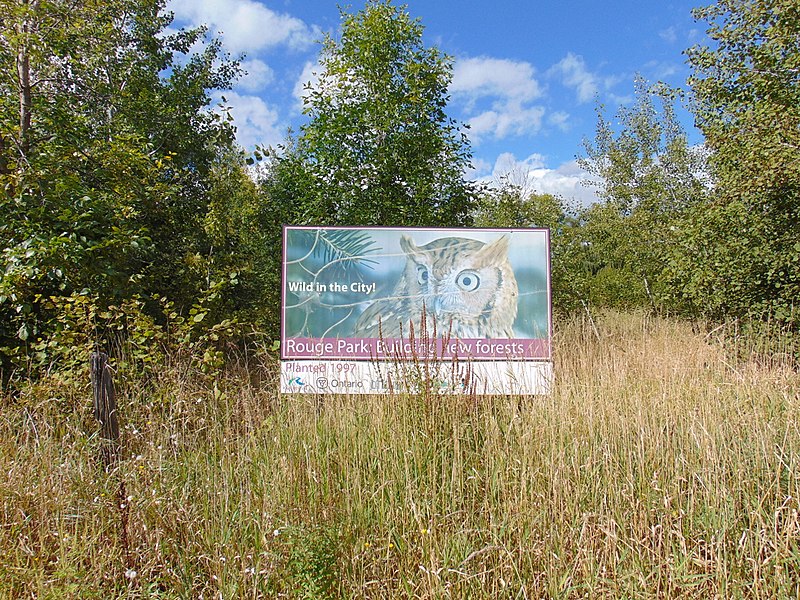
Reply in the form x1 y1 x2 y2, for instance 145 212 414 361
687 0 800 201
0 285 242 392
201 147 279 330
683 0 800 330
474 184 565 231
0 0 242 378
578 78 708 312
268 0 477 228
666 197 800 323
279 525 341 600
581 79 707 215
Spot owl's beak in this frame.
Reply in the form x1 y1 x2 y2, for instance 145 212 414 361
432 295 444 318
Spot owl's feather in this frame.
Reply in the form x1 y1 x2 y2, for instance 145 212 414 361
353 235 518 339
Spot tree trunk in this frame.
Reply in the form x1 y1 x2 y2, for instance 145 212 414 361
17 0 33 157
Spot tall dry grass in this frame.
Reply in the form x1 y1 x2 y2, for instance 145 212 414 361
1 311 798 598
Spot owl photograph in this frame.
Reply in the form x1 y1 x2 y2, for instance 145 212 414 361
282 227 550 351
353 235 519 339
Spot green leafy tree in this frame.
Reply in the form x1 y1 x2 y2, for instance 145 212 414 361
0 0 241 376
578 78 708 310
271 0 477 227
250 141 316 339
681 0 800 326
474 181 566 232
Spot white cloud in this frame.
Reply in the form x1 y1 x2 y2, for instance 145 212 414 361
550 53 599 104
293 61 322 111
215 91 285 149
451 56 545 144
466 102 545 144
464 156 493 181
451 57 542 105
547 111 571 132
687 28 704 44
659 26 678 44
239 58 274 92
474 152 601 207
168 0 319 55
643 60 680 80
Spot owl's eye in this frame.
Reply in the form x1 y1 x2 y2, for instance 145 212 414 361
416 265 429 285
456 270 480 292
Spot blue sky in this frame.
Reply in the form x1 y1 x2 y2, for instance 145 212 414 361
167 0 708 205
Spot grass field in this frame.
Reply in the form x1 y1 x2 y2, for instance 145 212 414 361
1 311 798 598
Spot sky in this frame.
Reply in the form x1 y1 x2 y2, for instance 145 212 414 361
167 0 709 206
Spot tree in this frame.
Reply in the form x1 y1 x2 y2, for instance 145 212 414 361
0 0 241 375
687 0 800 203
578 78 708 310
682 0 800 327
273 0 477 227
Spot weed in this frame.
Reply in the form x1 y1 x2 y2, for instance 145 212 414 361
1 310 799 597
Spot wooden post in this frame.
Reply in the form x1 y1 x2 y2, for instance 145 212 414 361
91 352 120 468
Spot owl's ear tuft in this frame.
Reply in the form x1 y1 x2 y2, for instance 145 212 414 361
474 235 510 268
399 235 422 257
399 234 415 251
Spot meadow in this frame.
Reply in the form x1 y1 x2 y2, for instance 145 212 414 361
1 311 798 598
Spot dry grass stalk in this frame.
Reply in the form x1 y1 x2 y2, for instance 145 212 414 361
1 310 798 598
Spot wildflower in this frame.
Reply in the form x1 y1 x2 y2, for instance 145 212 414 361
125 568 137 580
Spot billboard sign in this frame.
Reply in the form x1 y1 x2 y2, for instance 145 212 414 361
281 227 552 395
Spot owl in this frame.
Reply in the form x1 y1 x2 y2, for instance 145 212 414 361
353 235 518 339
